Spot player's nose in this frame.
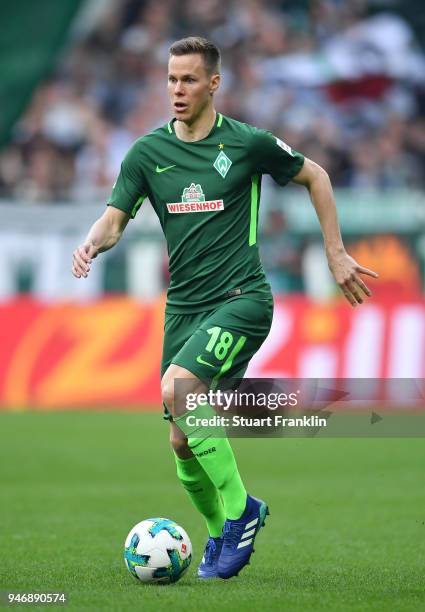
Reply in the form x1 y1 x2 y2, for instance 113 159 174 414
174 80 185 94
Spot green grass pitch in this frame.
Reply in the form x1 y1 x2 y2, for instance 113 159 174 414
1 412 424 611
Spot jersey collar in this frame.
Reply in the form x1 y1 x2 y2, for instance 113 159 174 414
167 113 223 142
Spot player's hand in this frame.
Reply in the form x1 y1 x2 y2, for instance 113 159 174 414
327 250 378 307
72 243 98 278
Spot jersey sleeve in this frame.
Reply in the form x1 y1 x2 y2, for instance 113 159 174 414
107 139 147 218
251 128 304 186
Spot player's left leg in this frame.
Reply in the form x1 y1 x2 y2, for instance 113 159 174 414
162 292 274 578
163 363 248 520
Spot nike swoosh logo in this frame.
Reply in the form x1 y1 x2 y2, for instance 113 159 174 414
196 355 216 369
156 164 177 173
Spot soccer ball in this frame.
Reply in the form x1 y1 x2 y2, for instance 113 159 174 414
124 518 192 583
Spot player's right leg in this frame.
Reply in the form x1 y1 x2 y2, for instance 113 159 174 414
162 312 226 578
169 420 224 578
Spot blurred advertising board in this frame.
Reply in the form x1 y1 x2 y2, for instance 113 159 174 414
0 296 424 410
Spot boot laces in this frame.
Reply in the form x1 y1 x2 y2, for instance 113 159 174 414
204 537 218 564
223 521 245 548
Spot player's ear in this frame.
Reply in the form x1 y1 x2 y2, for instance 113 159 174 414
209 73 220 95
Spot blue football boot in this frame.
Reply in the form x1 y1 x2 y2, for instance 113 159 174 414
218 494 269 579
197 536 224 578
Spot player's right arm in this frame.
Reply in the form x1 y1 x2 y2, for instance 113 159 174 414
72 138 147 279
72 206 130 278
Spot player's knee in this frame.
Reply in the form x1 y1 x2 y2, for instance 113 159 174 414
162 366 196 417
161 376 175 414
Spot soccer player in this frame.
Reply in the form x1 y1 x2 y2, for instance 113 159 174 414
72 37 378 579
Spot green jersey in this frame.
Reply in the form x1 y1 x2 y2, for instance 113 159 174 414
108 113 304 313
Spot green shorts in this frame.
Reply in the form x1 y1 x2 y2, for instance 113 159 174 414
161 292 274 419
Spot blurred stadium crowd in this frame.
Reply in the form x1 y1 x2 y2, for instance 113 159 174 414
0 0 424 203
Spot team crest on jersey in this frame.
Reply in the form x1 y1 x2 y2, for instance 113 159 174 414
276 137 295 157
167 183 224 214
213 151 232 178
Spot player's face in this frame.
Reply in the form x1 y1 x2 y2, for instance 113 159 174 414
168 54 220 124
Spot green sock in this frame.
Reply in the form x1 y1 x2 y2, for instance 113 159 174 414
174 453 226 538
187 436 247 520
174 403 247 520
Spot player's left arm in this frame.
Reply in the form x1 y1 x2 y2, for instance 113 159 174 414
291 158 379 306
